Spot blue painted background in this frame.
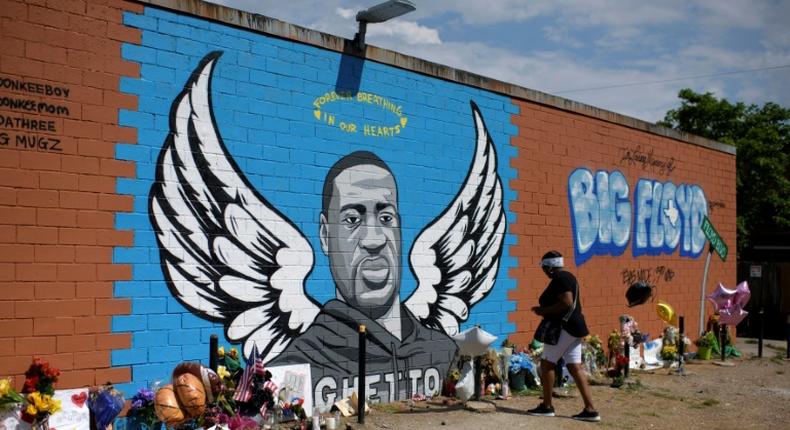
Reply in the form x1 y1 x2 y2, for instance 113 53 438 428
113 6 517 394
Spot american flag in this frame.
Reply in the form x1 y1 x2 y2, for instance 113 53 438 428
233 343 259 403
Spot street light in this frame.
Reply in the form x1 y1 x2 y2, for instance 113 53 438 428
353 0 416 52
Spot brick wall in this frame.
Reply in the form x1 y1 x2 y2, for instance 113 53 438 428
0 0 140 389
508 102 737 346
0 0 736 399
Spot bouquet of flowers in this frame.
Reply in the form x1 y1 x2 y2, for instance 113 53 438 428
660 345 678 361
582 335 607 376
128 387 159 429
694 332 715 348
21 358 61 426
218 347 242 382
508 352 535 374
0 378 25 411
607 353 629 387
88 385 125 430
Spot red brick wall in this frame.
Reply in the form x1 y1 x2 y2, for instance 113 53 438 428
0 0 141 389
508 101 737 346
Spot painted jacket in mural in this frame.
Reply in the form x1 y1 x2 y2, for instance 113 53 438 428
271 299 458 410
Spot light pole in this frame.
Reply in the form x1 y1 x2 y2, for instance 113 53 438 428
353 0 416 52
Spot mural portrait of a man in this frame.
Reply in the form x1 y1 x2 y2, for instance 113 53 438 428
270 152 457 405
149 52 507 410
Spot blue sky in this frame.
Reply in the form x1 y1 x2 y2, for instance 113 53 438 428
205 0 790 122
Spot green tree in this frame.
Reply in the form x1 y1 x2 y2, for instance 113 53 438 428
658 89 790 255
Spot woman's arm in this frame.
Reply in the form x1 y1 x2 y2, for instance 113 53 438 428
532 291 573 318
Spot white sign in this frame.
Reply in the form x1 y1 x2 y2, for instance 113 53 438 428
266 364 313 414
750 265 762 278
0 388 90 430
49 388 90 430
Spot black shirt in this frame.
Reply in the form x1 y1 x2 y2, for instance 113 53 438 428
538 270 589 338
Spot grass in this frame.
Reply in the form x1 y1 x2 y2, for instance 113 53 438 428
371 403 402 414
645 387 682 402
701 398 719 407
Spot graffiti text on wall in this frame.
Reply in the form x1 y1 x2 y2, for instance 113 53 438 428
619 145 676 176
621 265 675 287
312 90 408 137
0 76 69 153
568 168 708 265
709 200 726 213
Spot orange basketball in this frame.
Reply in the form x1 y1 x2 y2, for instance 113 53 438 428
154 384 185 426
174 372 206 418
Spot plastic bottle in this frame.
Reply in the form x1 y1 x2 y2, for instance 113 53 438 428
312 406 321 430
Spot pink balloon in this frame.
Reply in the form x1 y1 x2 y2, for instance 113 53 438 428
706 282 737 312
719 306 748 326
733 281 751 308
707 281 751 325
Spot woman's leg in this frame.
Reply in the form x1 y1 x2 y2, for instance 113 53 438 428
566 362 596 411
539 359 555 407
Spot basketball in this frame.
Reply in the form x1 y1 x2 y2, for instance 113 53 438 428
174 372 207 418
154 384 185 426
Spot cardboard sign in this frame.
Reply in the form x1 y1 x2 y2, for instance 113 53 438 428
266 364 313 414
49 388 91 430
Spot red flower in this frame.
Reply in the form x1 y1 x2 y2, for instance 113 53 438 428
615 354 630 367
23 376 40 393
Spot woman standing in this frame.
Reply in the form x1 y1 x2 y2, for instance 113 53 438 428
527 251 600 422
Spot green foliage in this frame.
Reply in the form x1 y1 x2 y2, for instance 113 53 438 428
659 89 790 254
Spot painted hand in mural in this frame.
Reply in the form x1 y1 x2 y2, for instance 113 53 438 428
148 52 506 365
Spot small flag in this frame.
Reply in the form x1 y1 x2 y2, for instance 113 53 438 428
233 344 259 403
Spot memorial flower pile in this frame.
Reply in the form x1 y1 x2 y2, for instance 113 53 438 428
128 387 158 428
88 385 125 430
21 358 61 425
0 378 25 411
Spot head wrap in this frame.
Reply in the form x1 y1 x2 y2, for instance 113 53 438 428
540 257 564 268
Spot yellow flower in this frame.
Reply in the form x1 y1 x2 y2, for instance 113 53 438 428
26 404 38 416
47 398 61 414
229 348 238 359
0 378 10 396
218 346 225 357
217 365 230 380
28 392 43 408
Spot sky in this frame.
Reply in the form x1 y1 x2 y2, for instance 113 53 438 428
205 0 790 123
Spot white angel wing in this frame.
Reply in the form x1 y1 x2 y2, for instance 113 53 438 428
404 102 506 336
149 51 320 362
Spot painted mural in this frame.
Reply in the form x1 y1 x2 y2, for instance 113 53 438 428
147 52 507 408
568 168 708 265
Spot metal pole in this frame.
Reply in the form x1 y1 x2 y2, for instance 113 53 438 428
758 274 765 358
474 356 482 399
209 334 218 371
719 324 727 362
623 342 630 379
358 325 366 424
785 313 789 359
677 316 685 371
699 245 713 336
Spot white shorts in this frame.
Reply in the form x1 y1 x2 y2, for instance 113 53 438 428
541 329 582 364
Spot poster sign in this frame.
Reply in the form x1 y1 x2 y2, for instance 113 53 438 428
0 388 89 430
49 388 90 430
266 364 313 414
750 265 762 278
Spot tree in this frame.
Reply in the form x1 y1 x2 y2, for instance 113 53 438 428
658 89 790 255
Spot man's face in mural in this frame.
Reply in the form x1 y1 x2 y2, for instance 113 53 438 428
320 164 402 317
